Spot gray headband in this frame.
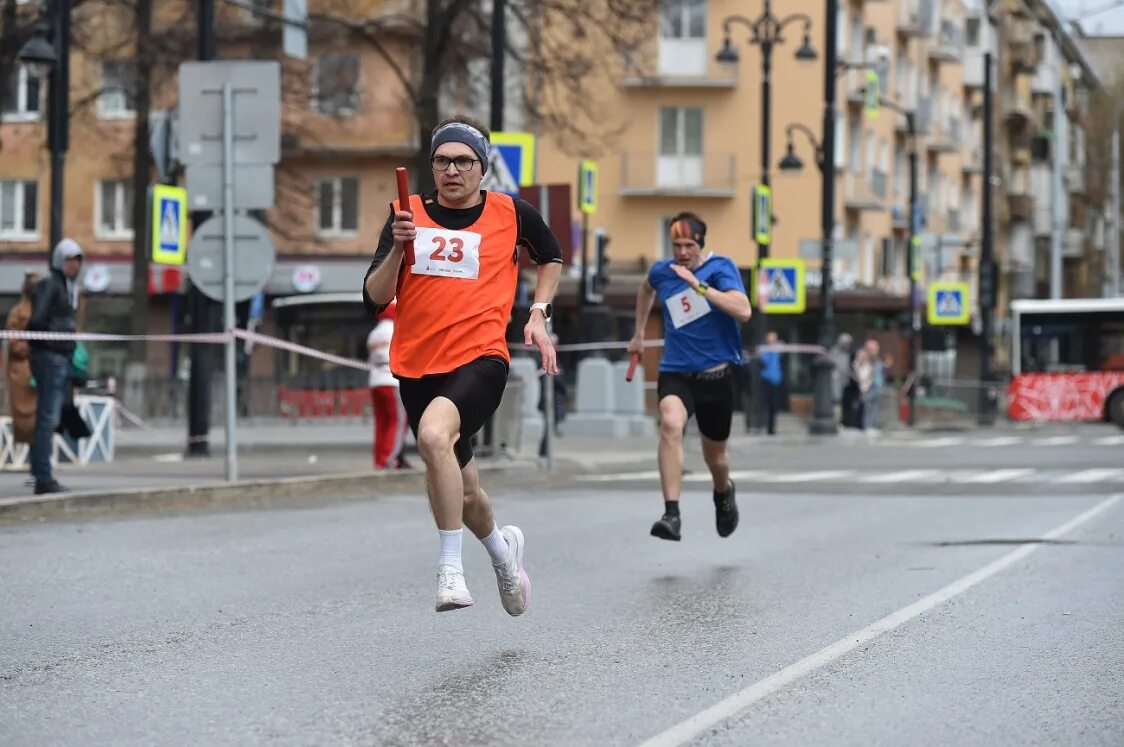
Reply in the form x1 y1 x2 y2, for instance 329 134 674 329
430 123 490 175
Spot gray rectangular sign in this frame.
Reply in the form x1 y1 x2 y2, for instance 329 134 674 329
178 61 281 167
185 164 275 211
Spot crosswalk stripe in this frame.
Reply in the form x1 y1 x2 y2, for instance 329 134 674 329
1093 435 1124 446
972 437 1024 447
577 470 659 482
683 470 768 483
953 468 1036 484
1035 435 1079 446
768 470 855 483
858 469 942 483
1052 468 1124 484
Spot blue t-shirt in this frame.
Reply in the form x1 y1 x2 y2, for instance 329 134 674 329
648 254 746 373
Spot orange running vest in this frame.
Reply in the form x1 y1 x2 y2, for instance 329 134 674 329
390 192 519 378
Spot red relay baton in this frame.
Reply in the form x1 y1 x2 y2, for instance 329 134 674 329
626 353 640 382
395 167 415 266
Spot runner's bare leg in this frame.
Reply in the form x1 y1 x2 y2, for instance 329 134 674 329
701 434 731 493
657 395 689 502
416 397 465 529
461 458 497 539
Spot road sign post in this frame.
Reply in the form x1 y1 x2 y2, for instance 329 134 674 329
178 60 281 481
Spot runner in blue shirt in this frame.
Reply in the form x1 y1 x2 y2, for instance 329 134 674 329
628 212 752 542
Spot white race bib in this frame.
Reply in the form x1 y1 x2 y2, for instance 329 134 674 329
666 289 712 329
411 226 482 280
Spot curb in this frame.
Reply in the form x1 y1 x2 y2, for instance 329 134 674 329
0 460 539 524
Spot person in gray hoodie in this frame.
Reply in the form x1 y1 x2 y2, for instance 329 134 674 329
26 238 83 494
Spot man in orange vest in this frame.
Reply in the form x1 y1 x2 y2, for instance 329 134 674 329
363 116 562 615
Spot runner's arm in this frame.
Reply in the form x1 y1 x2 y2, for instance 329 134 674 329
628 279 656 355
363 208 406 314
696 285 751 322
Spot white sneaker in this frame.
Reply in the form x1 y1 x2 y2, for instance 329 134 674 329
435 566 474 612
493 526 530 616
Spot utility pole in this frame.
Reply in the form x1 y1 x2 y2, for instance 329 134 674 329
1111 125 1121 297
490 0 504 133
186 0 216 458
1050 69 1065 299
46 0 71 252
978 51 996 425
906 112 919 427
809 0 839 435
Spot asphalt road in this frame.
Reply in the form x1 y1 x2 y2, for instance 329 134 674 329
2 434 1122 745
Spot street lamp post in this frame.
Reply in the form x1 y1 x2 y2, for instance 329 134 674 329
716 1 815 432
18 0 71 253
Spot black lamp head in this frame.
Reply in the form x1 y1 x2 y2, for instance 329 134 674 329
715 38 740 64
795 35 818 61
18 22 57 81
779 143 804 171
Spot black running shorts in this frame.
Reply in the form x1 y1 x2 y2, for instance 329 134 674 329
657 366 736 442
397 356 510 468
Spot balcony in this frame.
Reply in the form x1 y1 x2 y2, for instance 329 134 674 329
947 208 961 233
892 203 909 230
927 119 959 154
1003 75 1034 126
1066 163 1086 195
619 152 736 198
962 147 983 173
929 21 965 64
964 52 986 89
1063 227 1084 258
897 0 924 36
620 41 739 89
843 171 886 211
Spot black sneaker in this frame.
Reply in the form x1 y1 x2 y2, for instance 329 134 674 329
34 479 67 495
650 513 682 542
714 479 739 538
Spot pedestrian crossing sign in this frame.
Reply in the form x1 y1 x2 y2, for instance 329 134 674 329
928 281 970 325
483 131 536 196
752 184 771 245
754 258 806 314
150 184 188 266
579 160 598 214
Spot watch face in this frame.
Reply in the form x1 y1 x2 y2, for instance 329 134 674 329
539 303 553 319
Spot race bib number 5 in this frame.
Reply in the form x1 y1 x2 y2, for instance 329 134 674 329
666 289 711 329
411 226 482 280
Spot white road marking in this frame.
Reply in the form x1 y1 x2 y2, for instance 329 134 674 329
576 470 660 482
953 468 1036 484
903 437 965 448
858 470 942 484
1035 435 1079 446
767 470 855 483
1052 468 1124 484
153 453 184 463
684 470 768 483
971 436 1024 447
1093 435 1124 446
637 493 1124 747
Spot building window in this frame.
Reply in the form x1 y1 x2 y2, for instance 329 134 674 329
314 53 360 115
96 179 134 239
657 107 704 187
0 180 39 240
316 177 358 235
660 0 705 39
1 67 41 119
880 237 895 278
98 61 136 117
965 17 980 47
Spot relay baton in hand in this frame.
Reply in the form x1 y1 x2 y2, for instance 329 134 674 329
395 167 415 266
626 353 640 382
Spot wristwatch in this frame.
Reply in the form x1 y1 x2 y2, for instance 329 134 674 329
695 282 709 296
530 302 553 320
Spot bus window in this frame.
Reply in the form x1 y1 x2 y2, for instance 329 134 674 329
1020 311 1124 373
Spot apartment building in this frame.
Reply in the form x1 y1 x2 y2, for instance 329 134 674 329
985 0 1105 370
0 0 416 381
536 0 985 392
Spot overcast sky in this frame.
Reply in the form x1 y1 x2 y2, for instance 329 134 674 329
1052 0 1124 34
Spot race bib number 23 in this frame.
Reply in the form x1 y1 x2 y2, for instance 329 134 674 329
411 226 482 280
666 289 711 329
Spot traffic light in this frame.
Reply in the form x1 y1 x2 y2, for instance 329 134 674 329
591 228 610 302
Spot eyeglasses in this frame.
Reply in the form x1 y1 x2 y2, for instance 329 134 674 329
431 155 479 173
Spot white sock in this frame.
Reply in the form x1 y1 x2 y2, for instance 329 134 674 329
481 525 510 566
438 529 463 573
